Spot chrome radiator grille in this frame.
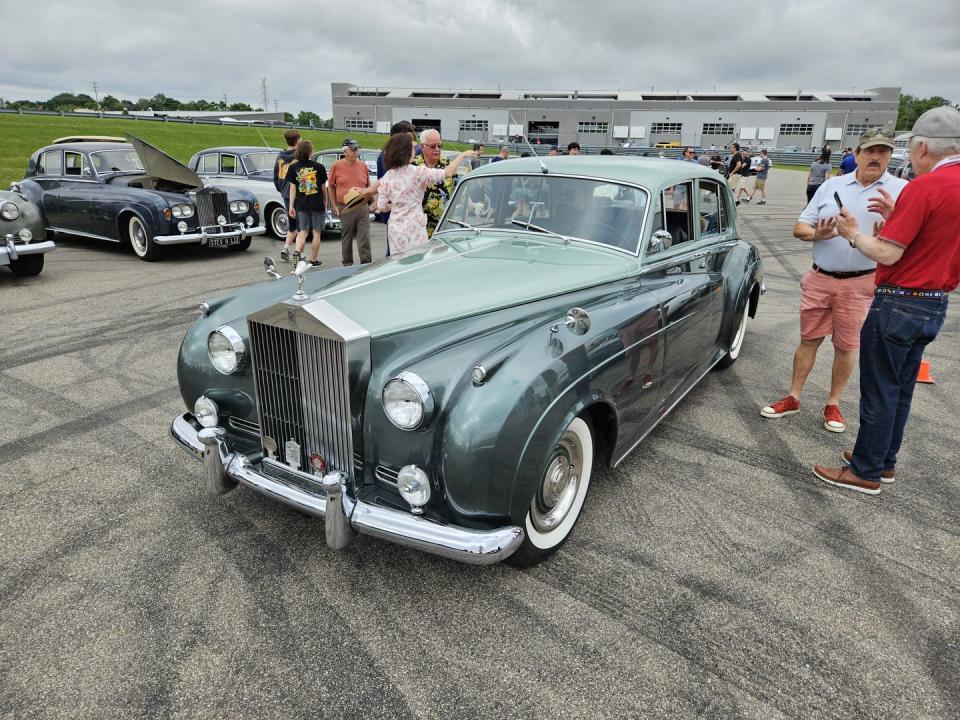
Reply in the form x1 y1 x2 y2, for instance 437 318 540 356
193 188 229 226
248 320 354 476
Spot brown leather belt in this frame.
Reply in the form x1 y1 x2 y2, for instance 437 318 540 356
812 264 875 280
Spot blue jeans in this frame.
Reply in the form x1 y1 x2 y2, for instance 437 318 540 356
850 294 948 480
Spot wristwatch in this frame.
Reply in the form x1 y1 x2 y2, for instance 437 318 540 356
848 232 860 248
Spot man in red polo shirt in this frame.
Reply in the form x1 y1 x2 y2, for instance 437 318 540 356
813 106 960 495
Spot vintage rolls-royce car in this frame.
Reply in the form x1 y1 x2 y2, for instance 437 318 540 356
17 135 265 261
171 156 763 566
0 188 55 276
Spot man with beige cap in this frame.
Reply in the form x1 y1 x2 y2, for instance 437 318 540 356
761 127 906 434
813 106 960 495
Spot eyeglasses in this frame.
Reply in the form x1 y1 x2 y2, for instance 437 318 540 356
423 143 443 150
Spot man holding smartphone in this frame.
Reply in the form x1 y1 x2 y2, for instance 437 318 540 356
761 128 907 433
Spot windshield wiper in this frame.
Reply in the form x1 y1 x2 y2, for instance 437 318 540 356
509 218 567 241
445 219 477 231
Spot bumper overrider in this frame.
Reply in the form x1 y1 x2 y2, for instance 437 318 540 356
170 413 524 565
155 223 267 246
1 235 56 265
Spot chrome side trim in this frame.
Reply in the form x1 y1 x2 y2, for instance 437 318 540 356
611 353 725 467
169 414 523 565
639 239 739 275
48 226 120 242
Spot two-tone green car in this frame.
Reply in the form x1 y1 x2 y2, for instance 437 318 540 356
1 187 55 276
171 156 763 566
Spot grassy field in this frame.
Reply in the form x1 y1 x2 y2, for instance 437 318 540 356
0 114 473 187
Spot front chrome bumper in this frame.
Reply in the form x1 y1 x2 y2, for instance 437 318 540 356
155 224 267 246
1 237 56 265
170 413 524 565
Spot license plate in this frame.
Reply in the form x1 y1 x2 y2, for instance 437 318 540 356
208 235 241 248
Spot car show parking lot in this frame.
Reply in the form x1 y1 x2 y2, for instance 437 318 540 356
1 168 958 719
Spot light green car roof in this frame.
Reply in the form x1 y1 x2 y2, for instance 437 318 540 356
467 155 724 189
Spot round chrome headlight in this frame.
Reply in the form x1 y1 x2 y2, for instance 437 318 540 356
18 228 33 242
171 204 194 219
207 325 245 375
382 372 433 430
230 200 249 214
194 395 219 428
397 465 431 510
0 201 20 221
217 214 227 225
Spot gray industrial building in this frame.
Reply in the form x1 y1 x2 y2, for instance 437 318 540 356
331 83 900 149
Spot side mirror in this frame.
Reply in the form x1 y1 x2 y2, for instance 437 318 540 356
649 230 673 255
263 256 280 280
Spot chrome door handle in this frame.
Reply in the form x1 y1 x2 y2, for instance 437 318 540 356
665 266 682 275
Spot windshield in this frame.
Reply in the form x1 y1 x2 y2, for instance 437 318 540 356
438 174 649 253
242 152 278 174
90 150 144 173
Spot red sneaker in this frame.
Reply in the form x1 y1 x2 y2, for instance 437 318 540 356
761 395 800 418
823 404 846 433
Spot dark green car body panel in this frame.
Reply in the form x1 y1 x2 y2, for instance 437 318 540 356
177 157 763 530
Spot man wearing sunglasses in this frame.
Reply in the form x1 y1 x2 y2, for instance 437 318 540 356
413 129 458 237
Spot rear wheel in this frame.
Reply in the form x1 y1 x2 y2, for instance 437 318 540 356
509 416 594 567
268 205 289 238
717 304 749 369
127 215 162 261
8 253 44 277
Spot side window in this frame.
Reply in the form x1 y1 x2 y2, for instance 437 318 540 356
197 154 218 174
64 151 93 178
38 151 63 176
662 182 693 246
317 154 337 171
220 155 237 174
697 180 727 238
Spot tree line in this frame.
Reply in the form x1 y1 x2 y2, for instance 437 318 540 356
0 92 333 127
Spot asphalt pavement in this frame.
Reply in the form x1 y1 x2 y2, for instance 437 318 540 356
1 168 957 720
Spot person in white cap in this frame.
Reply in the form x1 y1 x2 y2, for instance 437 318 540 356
813 106 960 495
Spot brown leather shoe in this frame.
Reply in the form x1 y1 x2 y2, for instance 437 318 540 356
840 450 896 483
813 465 882 495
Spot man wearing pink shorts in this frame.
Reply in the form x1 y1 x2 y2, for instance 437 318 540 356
761 128 906 432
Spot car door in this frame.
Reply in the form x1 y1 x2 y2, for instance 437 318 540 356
641 181 725 405
32 150 64 226
59 151 103 236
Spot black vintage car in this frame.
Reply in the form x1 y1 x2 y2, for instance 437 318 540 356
17 135 266 261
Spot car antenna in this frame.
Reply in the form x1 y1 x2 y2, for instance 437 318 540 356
255 127 271 149
520 135 548 174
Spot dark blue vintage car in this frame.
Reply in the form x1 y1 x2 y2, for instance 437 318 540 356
17 134 266 261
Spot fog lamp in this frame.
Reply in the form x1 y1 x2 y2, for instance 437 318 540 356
217 215 227 225
177 221 188 233
194 395 219 428
245 215 254 226
18 228 33 242
397 465 431 512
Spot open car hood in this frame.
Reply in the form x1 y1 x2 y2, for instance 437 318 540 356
125 133 203 189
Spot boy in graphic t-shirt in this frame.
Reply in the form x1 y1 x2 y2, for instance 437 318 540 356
285 139 327 266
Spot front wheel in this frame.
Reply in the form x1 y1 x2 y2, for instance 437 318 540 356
127 215 162 261
510 416 594 567
268 205 288 238
716 304 749 369
228 236 252 251
8 253 44 276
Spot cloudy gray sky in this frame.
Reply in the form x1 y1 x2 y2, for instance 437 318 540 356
2 0 957 113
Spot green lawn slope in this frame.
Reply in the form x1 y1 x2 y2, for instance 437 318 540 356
0 114 471 187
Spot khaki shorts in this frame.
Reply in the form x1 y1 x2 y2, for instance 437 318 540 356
799 269 876 351
754 177 767 190
727 173 741 187
738 176 755 191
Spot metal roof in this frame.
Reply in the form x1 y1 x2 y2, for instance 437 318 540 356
466 155 723 187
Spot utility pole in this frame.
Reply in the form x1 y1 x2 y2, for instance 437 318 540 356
222 93 227 108
274 99 279 113
92 81 101 110
260 77 269 112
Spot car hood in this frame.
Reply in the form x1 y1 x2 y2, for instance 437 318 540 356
306 231 640 337
125 132 203 189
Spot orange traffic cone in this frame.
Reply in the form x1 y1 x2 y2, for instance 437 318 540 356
917 359 935 384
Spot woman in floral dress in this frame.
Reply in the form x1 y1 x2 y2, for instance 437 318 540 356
375 134 475 254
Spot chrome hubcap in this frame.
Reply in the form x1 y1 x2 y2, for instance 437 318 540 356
131 219 146 254
272 207 288 235
530 430 583 532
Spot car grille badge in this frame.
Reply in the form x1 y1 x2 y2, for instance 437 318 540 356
262 435 278 460
284 438 301 470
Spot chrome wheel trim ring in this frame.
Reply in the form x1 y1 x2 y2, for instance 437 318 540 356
129 216 148 256
270 206 288 236
530 429 583 534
